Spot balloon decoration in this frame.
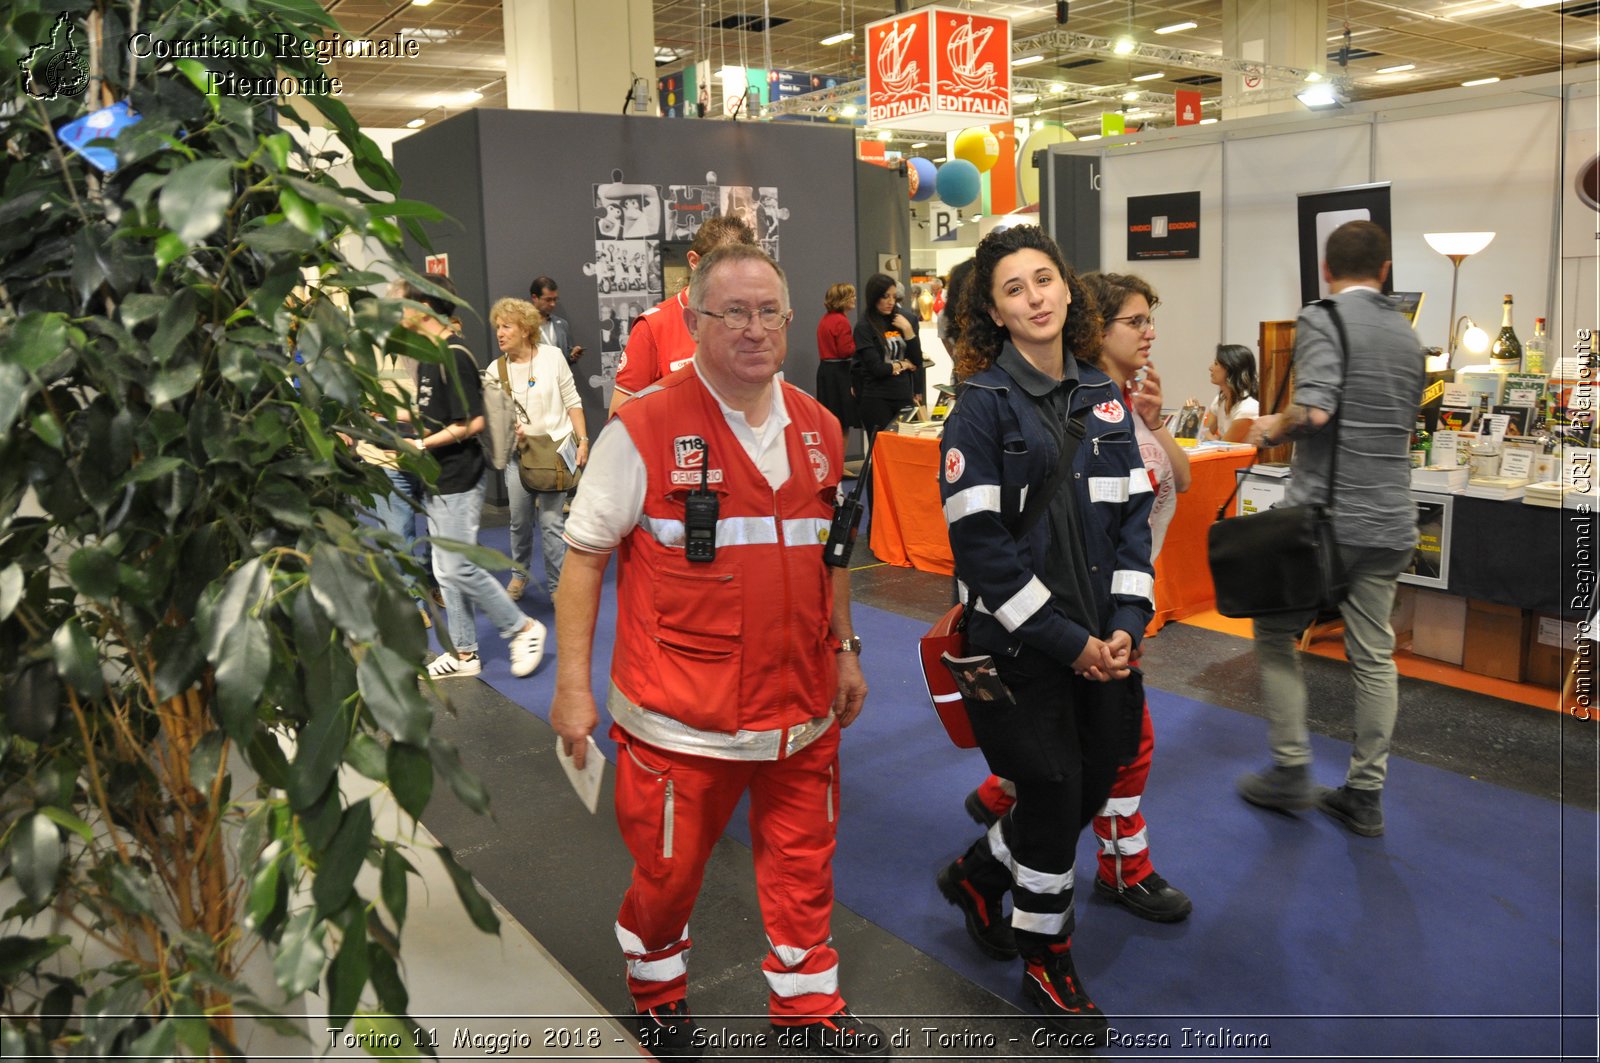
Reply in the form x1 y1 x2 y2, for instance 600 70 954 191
953 127 1001 174
935 159 981 208
908 157 937 201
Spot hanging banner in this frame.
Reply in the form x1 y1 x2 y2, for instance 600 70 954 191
1101 112 1126 137
1175 89 1202 126
866 6 1011 132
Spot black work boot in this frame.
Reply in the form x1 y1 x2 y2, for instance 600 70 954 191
936 841 1017 960
1021 940 1108 1047
772 1007 889 1059
1093 869 1193 923
1236 763 1314 813
633 999 703 1061
1316 784 1384 836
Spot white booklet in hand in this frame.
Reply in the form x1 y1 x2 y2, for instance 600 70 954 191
558 434 579 474
555 736 604 814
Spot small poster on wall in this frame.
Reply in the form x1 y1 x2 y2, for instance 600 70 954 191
1296 183 1393 305
1127 192 1200 259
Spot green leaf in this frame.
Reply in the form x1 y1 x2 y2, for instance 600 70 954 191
30 412 62 450
434 846 500 935
158 160 233 244
190 730 226 798
6 661 61 741
346 733 388 782
2 312 74 373
0 564 22 620
386 742 433 821
366 945 409 1016
429 737 489 816
155 231 187 270
273 908 326 996
312 799 372 916
150 363 203 407
246 845 288 937
287 699 351 811
149 289 198 364
51 619 103 697
0 934 70 978
309 544 379 642
352 1013 423 1059
205 559 269 660
67 545 119 601
11 813 63 908
380 846 411 931
128 1018 178 1060
212 618 271 743
279 188 322 235
174 58 215 99
0 363 29 438
108 862 157 917
38 806 92 843
356 645 431 746
123 454 188 485
326 907 370 1030
263 132 291 171
152 621 205 702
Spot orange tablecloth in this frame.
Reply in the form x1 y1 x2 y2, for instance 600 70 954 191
868 432 1256 632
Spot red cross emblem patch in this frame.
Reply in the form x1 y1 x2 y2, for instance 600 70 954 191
944 448 966 483
1093 400 1125 424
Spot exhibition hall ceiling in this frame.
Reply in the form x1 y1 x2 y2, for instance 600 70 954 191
320 0 1596 145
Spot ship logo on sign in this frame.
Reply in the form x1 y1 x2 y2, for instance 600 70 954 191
876 22 921 95
943 17 997 94
674 436 706 469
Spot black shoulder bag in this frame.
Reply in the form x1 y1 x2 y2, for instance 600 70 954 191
1206 299 1351 618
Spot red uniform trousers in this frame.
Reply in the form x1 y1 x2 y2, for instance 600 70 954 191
976 701 1157 887
611 721 845 1022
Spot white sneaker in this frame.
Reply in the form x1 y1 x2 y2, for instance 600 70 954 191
427 652 481 679
508 620 547 677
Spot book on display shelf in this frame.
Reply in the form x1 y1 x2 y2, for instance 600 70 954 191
1523 481 1576 508
1462 476 1528 501
1410 464 1469 491
1247 462 1292 478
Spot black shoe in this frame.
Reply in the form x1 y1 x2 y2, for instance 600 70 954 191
1316 784 1384 837
964 789 1000 828
1021 943 1109 1047
1094 870 1193 923
634 1000 703 1061
772 1008 889 1058
937 858 1018 960
1236 763 1314 813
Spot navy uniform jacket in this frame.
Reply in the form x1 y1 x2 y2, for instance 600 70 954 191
939 352 1155 666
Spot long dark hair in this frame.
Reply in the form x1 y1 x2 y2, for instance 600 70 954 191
1215 343 1258 404
859 272 898 327
953 226 1100 380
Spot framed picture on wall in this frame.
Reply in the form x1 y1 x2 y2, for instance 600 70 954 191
1296 182 1393 305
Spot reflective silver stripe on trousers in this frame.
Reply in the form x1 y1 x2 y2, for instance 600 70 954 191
768 938 822 968
993 576 1052 632
987 821 1074 894
616 922 686 956
1099 794 1141 818
1098 827 1149 856
944 483 1002 523
763 966 839 998
609 683 834 761
615 922 690 981
1010 907 1070 935
1110 569 1155 604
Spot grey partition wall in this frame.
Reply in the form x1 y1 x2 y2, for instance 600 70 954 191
394 109 864 436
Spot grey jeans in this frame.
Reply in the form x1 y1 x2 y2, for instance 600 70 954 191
502 462 569 597
1251 543 1413 791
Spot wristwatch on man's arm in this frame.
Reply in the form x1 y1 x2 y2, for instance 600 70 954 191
834 635 862 655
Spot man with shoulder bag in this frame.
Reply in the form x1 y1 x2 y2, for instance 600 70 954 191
1236 220 1424 837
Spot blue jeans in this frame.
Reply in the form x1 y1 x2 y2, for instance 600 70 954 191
1252 544 1412 790
503 463 570 597
424 475 529 655
371 467 429 589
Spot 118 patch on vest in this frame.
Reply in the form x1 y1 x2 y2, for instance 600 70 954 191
674 435 706 468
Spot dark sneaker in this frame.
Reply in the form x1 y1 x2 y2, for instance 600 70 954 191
1021 942 1108 1046
964 789 1000 828
772 1008 889 1059
1094 870 1193 923
937 858 1017 960
634 999 704 1061
1236 763 1314 813
1316 784 1384 837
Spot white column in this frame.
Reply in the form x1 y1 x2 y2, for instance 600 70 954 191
504 0 654 115
1222 0 1327 119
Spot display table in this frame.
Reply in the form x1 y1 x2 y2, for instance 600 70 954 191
1447 495 1593 619
868 431 1256 631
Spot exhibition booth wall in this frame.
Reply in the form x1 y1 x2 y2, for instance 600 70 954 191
1038 69 1593 411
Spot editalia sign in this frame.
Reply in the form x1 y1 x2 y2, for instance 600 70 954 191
866 7 1011 132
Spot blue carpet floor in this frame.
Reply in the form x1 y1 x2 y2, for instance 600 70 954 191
439 524 1598 1061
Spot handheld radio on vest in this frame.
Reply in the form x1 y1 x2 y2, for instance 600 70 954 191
823 434 873 569
684 446 718 563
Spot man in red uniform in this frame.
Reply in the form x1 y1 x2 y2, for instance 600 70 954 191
608 215 756 418
552 244 888 1061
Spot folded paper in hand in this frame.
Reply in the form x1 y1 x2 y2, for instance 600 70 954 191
555 736 604 814
558 435 578 475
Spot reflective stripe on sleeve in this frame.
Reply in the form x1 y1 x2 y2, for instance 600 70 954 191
993 576 1051 632
1128 469 1154 495
944 483 1002 523
1110 569 1155 604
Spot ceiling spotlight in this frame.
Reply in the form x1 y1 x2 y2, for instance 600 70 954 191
1121 91 1139 102
820 31 853 46
1132 71 1164 82
1296 84 1347 110
1014 92 1039 105
1048 81 1066 93
1155 21 1196 34
841 104 859 117
410 0 433 6
1462 76 1501 86
877 129 892 141
406 117 425 128
1304 71 1323 82
1013 55 1045 67
1113 36 1136 55
1377 63 1415 74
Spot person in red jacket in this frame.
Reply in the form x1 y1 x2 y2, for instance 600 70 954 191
608 215 756 418
552 244 888 1062
815 282 856 432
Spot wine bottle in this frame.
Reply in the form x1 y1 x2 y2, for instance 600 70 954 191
1524 316 1547 375
1409 414 1432 468
1490 294 1522 370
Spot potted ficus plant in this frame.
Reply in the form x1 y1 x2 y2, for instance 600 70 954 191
0 0 502 1056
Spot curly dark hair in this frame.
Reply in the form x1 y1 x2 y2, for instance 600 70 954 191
952 226 1100 380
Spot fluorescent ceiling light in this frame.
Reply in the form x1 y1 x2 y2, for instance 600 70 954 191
1198 117 1218 125
1079 134 1102 141
1516 0 1561 6
1155 21 1196 34
1013 55 1045 67
1132 71 1164 82
911 141 928 148
934 156 947 163
820 31 853 46
1014 92 1039 105
1113 36 1136 55
410 0 432 6
1377 63 1415 73
1446 2 1508 16
405 118 425 128
1462 76 1501 86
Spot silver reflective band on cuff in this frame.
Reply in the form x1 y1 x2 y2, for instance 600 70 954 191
1011 907 1071 935
1110 569 1155 604
1097 827 1149 855
944 483 1001 523
763 966 839 998
993 576 1051 632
